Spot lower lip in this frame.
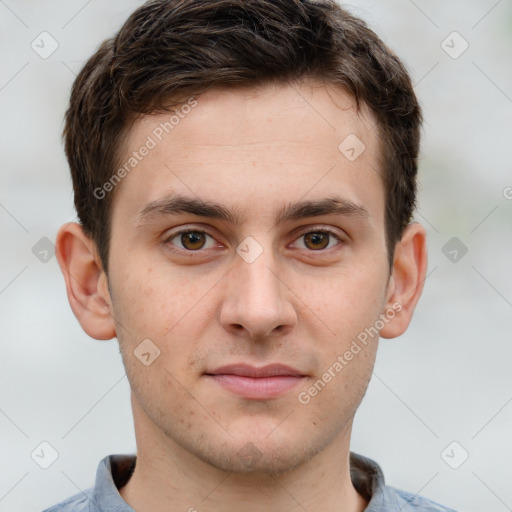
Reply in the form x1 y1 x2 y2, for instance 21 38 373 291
206 374 304 399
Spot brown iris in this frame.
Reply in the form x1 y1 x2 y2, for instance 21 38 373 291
303 232 330 250
181 231 207 250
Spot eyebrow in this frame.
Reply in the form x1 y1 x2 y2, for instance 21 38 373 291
135 193 371 228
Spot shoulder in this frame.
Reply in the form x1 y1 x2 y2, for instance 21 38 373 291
40 488 94 511
384 485 458 512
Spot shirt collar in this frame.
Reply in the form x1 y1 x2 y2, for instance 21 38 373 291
90 451 393 511
91 454 136 511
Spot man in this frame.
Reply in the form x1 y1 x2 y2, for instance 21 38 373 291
48 0 456 510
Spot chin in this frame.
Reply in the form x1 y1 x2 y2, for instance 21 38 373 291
177 423 336 477
197 440 320 476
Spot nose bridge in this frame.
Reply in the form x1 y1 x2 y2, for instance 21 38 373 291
239 251 281 305
220 238 296 337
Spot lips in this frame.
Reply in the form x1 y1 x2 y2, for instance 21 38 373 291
207 364 304 378
205 364 306 399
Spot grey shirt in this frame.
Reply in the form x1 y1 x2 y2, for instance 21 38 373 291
42 452 457 511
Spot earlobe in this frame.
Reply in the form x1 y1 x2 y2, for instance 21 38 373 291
55 222 116 340
380 222 428 339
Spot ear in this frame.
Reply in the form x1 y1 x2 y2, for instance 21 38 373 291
55 222 116 340
380 222 428 339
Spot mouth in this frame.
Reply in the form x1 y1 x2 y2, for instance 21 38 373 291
204 364 307 400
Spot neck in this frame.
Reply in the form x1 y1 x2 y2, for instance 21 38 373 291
120 401 368 512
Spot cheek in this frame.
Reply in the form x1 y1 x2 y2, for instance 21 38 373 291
125 351 199 426
110 260 218 391
111 257 210 339
299 264 388 338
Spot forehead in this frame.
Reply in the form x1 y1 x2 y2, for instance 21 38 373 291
133 80 377 151
111 80 383 226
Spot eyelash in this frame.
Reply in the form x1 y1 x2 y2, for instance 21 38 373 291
163 226 344 256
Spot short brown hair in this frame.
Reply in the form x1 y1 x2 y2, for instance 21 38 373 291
63 0 422 274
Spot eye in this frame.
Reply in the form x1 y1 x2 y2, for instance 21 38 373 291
165 229 217 251
293 228 342 251
163 226 343 255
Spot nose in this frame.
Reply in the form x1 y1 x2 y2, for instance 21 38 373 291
219 248 297 341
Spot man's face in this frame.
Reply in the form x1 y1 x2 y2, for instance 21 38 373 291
107 81 391 474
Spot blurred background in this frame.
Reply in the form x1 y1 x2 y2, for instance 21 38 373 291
1 1 511 510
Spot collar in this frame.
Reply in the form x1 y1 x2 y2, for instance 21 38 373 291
90 451 393 511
